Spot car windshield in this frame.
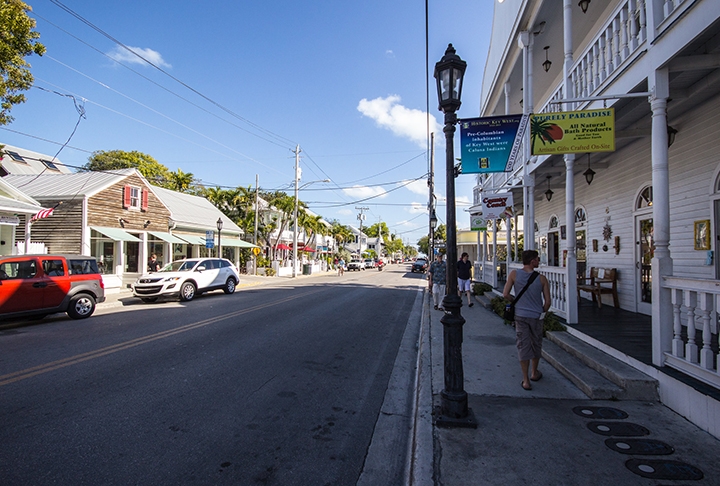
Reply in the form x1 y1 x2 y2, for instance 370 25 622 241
160 260 197 272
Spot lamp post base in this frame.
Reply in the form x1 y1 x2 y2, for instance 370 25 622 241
434 404 477 429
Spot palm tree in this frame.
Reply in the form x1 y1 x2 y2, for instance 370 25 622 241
166 168 196 193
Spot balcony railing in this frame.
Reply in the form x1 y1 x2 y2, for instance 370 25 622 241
663 276 720 389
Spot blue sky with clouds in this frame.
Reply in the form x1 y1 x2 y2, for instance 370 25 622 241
5 0 494 245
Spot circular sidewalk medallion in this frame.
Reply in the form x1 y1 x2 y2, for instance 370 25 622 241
586 421 649 437
625 459 703 480
572 406 629 420
605 438 674 455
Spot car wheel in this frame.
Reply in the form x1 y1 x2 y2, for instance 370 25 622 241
223 277 236 294
141 297 158 303
67 293 96 319
179 282 196 302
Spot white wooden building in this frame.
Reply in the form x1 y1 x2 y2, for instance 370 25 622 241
475 0 720 437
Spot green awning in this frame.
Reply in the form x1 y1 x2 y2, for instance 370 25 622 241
149 231 187 244
175 234 206 245
220 238 259 248
91 226 141 242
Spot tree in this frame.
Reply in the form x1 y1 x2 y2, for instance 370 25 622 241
365 222 390 243
0 1 45 126
82 150 172 184
166 168 196 193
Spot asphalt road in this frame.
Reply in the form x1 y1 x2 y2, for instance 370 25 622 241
0 265 426 485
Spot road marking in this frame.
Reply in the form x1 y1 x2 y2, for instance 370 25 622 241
0 289 323 386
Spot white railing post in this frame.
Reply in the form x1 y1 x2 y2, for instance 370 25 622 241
672 288 684 357
684 290 698 364
699 292 714 370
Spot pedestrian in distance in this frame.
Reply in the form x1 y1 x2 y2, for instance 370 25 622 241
337 257 345 276
502 249 551 391
428 253 447 311
148 254 161 273
457 252 474 307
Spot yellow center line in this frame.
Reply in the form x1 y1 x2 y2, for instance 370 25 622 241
0 288 323 386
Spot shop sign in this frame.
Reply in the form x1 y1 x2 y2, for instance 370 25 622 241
460 114 529 173
530 108 615 155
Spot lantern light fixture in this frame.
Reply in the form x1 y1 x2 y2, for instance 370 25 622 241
578 0 591 13
583 154 596 185
667 125 678 147
545 175 554 201
542 46 552 72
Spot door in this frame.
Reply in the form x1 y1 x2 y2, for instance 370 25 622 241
548 232 559 266
714 200 720 278
635 215 653 315
0 258 43 313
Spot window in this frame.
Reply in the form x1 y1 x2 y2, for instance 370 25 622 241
40 159 60 171
42 259 65 277
575 207 587 224
91 230 116 275
123 185 147 210
636 186 653 210
6 151 26 163
549 216 559 229
0 260 36 279
68 259 100 275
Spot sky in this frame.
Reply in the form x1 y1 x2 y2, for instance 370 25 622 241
4 0 495 247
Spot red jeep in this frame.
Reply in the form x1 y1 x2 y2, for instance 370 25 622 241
0 254 105 321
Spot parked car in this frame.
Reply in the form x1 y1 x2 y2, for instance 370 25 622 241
363 258 375 269
347 259 364 271
411 258 428 273
132 258 239 302
0 254 105 321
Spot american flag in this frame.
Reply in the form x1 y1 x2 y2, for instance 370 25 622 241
31 207 54 221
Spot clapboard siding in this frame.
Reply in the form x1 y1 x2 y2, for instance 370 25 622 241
533 91 720 311
87 175 171 232
15 198 83 254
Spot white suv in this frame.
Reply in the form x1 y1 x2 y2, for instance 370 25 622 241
132 258 240 302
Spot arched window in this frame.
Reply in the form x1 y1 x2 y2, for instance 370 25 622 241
575 207 587 225
549 216 559 229
636 186 653 210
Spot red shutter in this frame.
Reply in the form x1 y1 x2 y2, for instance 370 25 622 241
122 185 131 208
141 189 149 211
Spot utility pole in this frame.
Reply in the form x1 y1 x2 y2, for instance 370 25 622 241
254 173 259 276
429 132 435 258
293 145 301 278
356 206 369 256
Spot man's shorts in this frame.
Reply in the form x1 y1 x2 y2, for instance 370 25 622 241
458 278 471 292
515 315 543 361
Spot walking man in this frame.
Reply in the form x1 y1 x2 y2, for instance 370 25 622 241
428 253 446 311
457 252 474 307
502 250 551 391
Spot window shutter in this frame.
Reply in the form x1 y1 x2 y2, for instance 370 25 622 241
141 189 149 211
122 185 131 208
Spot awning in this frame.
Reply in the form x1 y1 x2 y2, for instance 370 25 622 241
276 243 291 250
175 234 207 246
149 231 187 244
221 238 259 248
91 226 141 242
299 247 315 252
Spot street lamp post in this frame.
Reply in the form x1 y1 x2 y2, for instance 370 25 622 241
434 44 476 428
216 217 223 258
430 208 438 258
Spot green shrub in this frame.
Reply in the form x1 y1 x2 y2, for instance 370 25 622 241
264 267 276 277
472 282 493 295
543 311 566 336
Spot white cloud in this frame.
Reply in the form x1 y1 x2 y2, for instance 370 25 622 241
407 202 427 214
357 95 441 148
343 185 387 199
401 178 428 196
107 46 171 68
456 195 471 206
385 50 395 58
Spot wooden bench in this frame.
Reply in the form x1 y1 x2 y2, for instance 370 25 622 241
577 267 619 309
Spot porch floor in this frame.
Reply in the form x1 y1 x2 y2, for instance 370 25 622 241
560 299 652 365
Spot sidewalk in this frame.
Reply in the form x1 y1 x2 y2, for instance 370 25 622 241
421 291 720 485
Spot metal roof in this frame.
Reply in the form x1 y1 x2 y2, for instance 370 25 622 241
0 143 72 175
152 186 242 235
4 168 137 199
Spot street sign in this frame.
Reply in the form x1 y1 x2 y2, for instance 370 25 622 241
206 231 214 249
252 247 261 256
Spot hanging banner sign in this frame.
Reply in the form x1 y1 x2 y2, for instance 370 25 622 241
460 114 529 174
481 192 514 220
530 108 615 155
470 215 487 231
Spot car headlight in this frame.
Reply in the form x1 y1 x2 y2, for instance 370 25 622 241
163 276 181 282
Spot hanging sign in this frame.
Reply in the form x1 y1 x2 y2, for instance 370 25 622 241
481 192 514 220
205 231 215 249
470 215 487 231
530 108 615 155
460 114 529 173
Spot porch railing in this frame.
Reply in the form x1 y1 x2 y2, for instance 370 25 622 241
506 263 568 319
540 0 647 113
663 276 720 389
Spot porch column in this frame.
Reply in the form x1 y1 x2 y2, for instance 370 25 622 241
519 30 535 251
492 220 498 288
514 213 519 262
563 0 578 324
650 68 673 366
526 171 536 250
24 218 31 254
